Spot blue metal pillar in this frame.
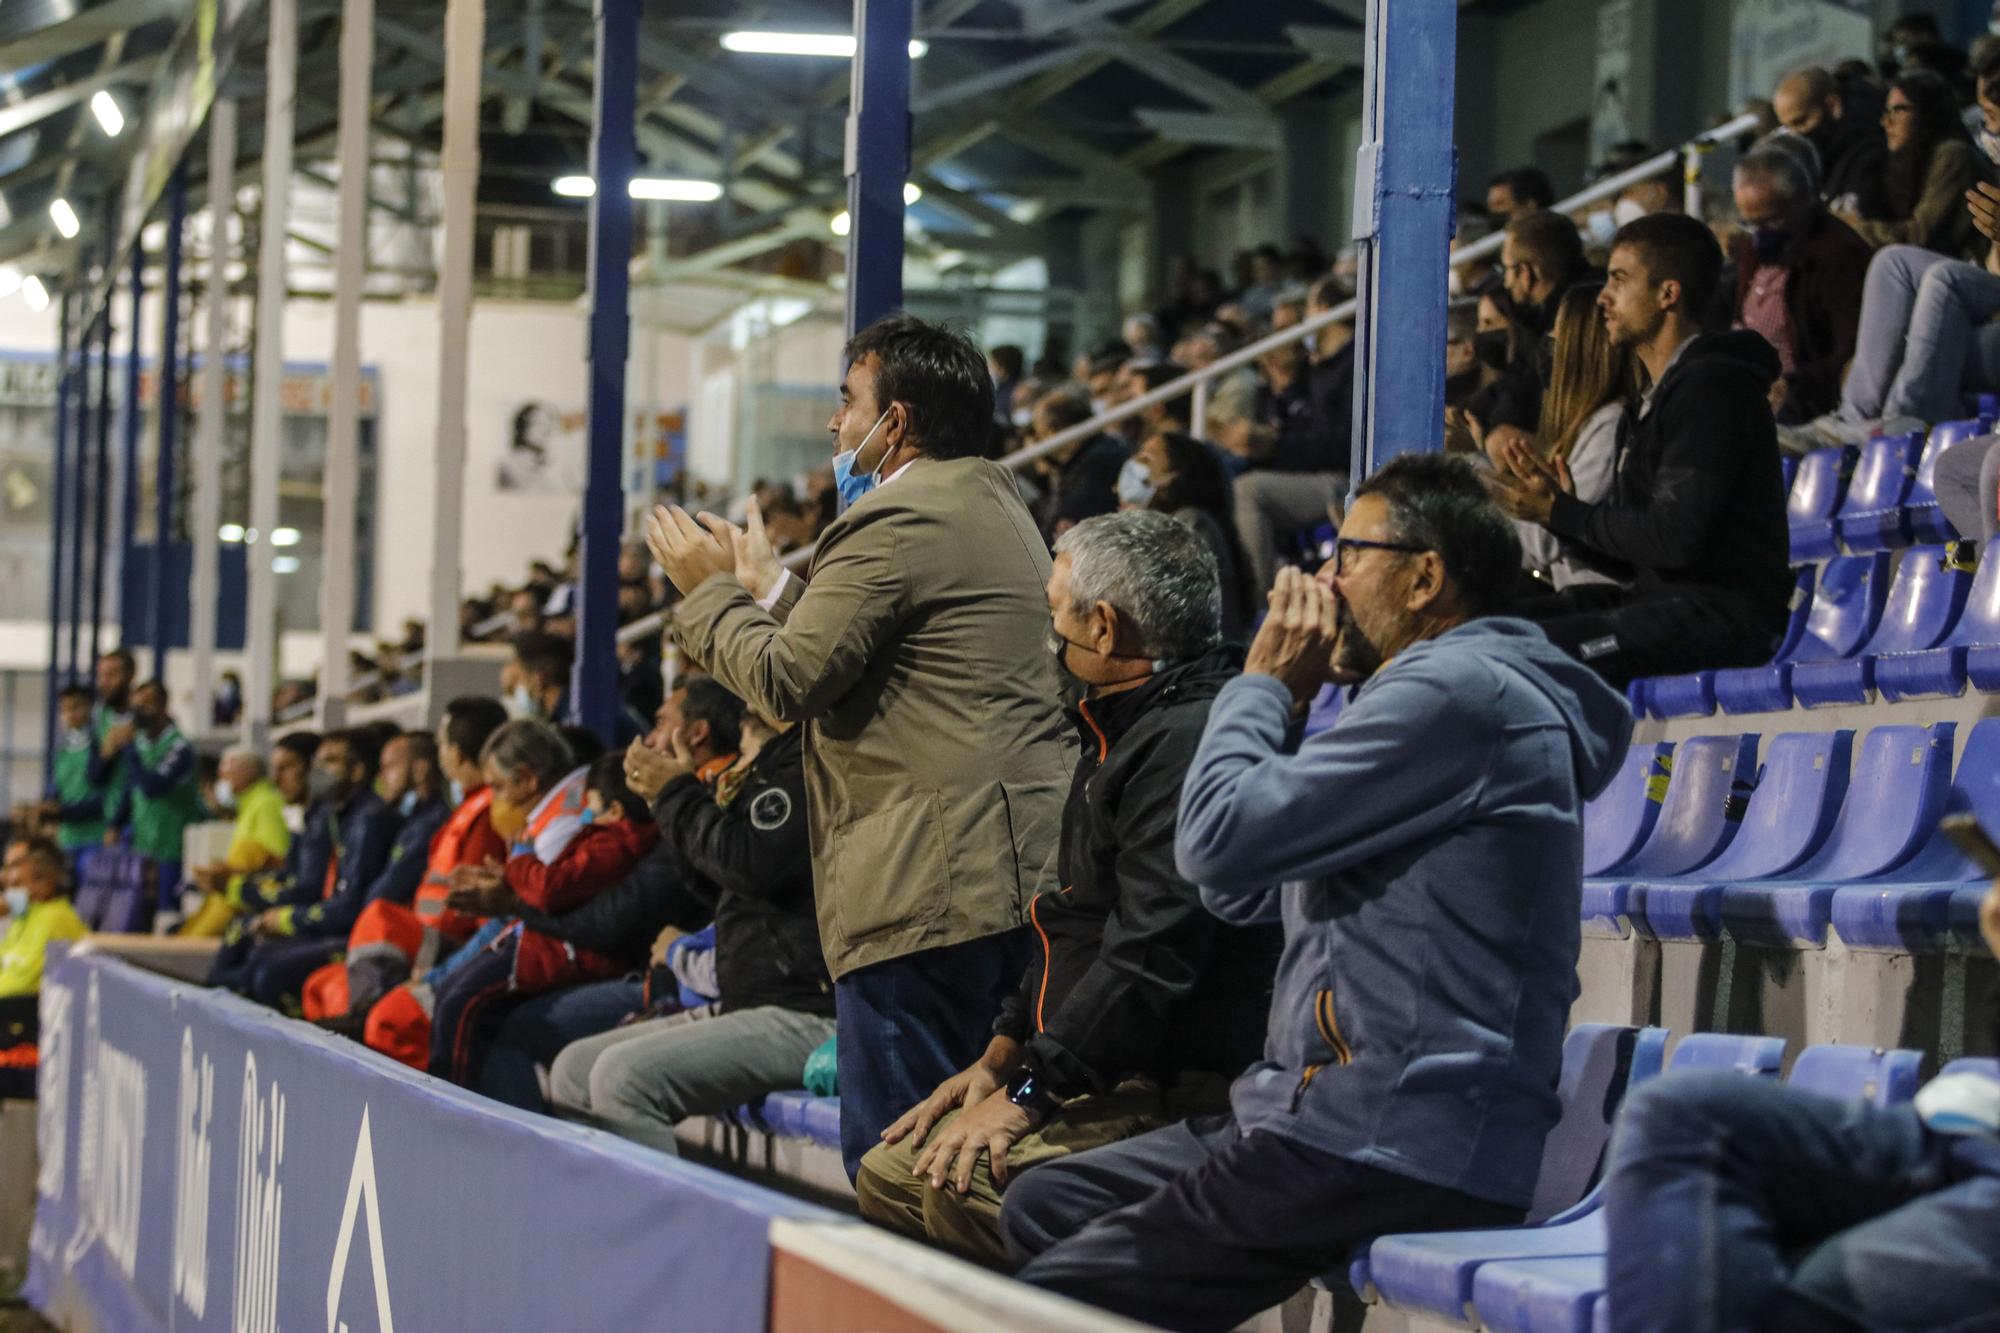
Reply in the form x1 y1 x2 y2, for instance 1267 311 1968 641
154 167 188 673
120 238 144 656
67 305 92 678
89 274 114 666
571 0 637 744
1350 0 1457 475
843 0 912 336
43 291 73 781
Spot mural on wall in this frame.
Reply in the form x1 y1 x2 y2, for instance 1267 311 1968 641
1729 0 1875 108
496 403 684 493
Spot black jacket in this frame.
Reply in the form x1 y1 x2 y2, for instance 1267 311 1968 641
516 836 709 965
1814 115 1892 221
648 728 834 1016
1037 433 1131 541
994 647 1282 1100
1548 330 1794 624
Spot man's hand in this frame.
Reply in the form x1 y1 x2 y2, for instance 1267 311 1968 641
648 924 684 969
913 1087 1038 1192
1969 182 2000 247
1443 406 1487 458
99 721 134 758
1981 878 2000 964
444 858 515 915
1481 423 1533 470
1484 438 1572 526
625 735 689 802
645 505 736 597
880 1047 1015 1150
702 499 786 603
1244 567 1341 707
250 907 288 938
192 865 228 894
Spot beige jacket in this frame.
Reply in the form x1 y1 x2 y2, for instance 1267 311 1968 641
674 456 1075 979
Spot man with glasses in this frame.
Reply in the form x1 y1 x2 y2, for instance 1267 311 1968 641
1484 211 1595 449
1001 455 1633 1332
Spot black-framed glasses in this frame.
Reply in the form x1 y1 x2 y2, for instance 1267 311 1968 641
1335 537 1430 575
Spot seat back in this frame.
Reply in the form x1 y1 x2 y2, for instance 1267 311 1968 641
1868 717 2000 884
1788 553 1890 664
1693 730 1853 882
1836 431 1924 516
1787 1044 1926 1106
1788 446 1852 522
1527 1025 1670 1225
1859 546 1974 656
1614 735 1759 879
1768 566 1817 663
1789 723 1956 883
1667 1031 1786 1075
1583 743 1671 876
1941 1057 2000 1080
1912 419 1982 501
1943 536 2000 649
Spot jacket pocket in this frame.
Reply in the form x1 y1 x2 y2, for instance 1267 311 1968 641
1292 986 1353 1111
827 790 952 944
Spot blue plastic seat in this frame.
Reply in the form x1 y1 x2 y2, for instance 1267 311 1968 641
742 1092 843 1150
1791 545 1972 707
1834 430 1926 552
1788 445 1855 560
1878 537 2000 701
1588 736 1758 931
1786 1043 1925 1106
1942 1057 2000 1080
1628 730 1852 942
1715 554 1889 714
1781 453 1799 495
1645 568 1814 720
1829 718 2000 950
1583 743 1671 877
1721 722 1956 947
1360 1033 1775 1324
1904 420 1981 544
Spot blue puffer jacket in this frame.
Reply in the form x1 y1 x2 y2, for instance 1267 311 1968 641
1176 617 1632 1208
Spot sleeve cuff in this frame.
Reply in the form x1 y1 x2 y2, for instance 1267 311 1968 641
755 569 792 611
1546 490 1591 544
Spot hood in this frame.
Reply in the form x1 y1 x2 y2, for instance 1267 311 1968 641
1662 330 1782 395
1398 618 1633 801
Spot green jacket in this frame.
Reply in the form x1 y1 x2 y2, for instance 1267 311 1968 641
46 729 106 849
112 722 205 862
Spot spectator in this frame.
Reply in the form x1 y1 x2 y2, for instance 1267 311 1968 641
545 694 834 1150
511 632 574 722
213 669 244 727
0 837 87 997
428 754 660 1086
1121 315 1165 365
102 680 205 909
508 587 546 635
180 746 292 938
41 685 108 873
1445 299 1497 410
1028 388 1132 543
79 650 135 841
1112 359 1192 443
1976 42 2000 166
1514 281 1632 589
648 312 1073 1181
1235 246 1284 323
1877 12 1946 81
1083 343 1131 414
1729 140 1873 422
856 510 1280 1263
1836 69 1991 261
1487 165 1555 223
1232 275 1356 594
1600 877 2000 1332
1000 456 1632 1330
1487 211 1595 441
1774 66 1893 218
1119 431 1259 643
988 344 1025 421
1490 214 1793 685
1452 213 1499 296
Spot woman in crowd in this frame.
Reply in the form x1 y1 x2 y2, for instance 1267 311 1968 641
1117 430 1259 642
1837 69 1991 261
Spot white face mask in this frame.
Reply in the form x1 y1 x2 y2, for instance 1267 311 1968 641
1613 197 1649 227
508 683 536 719
1584 210 1618 245
449 779 467 807
4 888 29 919
213 778 236 811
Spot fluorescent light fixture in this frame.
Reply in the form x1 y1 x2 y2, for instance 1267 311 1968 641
90 90 124 138
21 275 47 311
553 175 724 202
720 31 927 58
904 183 923 205
48 197 79 239
272 556 301 574
270 526 301 547
830 184 922 235
0 266 19 299
218 523 245 542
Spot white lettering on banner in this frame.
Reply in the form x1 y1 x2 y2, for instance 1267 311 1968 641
235 1052 286 1333
35 980 72 1203
175 1028 217 1319
65 975 148 1281
325 1108 394 1333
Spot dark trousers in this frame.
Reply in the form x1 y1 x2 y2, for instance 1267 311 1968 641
1515 583 1788 688
479 978 643 1111
1002 1113 1521 1333
833 928 1028 1181
243 936 341 1011
428 941 519 1086
1603 1069 2000 1333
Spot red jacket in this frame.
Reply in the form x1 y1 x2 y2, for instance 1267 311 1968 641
507 817 661 992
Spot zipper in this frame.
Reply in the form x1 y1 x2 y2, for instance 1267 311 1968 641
1078 699 1109 763
1029 885 1073 1032
1291 987 1352 1111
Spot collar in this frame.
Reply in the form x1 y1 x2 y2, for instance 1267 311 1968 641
1640 335 1696 416
879 457 920 487
694 754 738 786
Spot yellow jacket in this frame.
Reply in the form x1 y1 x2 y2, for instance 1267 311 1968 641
0 898 88 997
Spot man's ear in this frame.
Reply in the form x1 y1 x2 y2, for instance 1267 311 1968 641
1658 278 1683 316
1092 601 1122 651
1405 551 1447 613
686 721 711 752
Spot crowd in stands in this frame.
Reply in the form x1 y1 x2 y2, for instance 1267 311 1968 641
14 21 2000 1333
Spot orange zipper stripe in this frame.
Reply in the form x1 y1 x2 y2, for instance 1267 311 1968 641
1078 698 1109 763
1315 988 1352 1065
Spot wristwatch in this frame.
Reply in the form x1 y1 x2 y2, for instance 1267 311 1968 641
1004 1066 1064 1122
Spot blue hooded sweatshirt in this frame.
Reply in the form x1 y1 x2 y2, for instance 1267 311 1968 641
1176 616 1632 1209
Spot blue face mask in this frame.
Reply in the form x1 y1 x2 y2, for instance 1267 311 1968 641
1116 457 1158 508
449 779 467 808
578 806 597 826
398 789 419 818
833 408 893 507
1751 228 1788 263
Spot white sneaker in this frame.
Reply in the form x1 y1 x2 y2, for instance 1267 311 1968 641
1784 413 1926 451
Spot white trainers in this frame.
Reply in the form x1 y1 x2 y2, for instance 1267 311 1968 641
1782 413 1926 452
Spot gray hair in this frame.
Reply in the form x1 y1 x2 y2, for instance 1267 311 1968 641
1737 134 1819 203
1054 509 1222 661
1205 370 1260 428
479 718 575 786
222 747 265 779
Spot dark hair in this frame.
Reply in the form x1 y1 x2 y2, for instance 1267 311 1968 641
1150 432 1260 618
584 753 646 821
15 834 72 895
677 677 745 756
1034 389 1094 435
394 730 439 773
356 721 402 772
513 631 574 685
560 725 606 768
989 344 1024 381
844 313 995 461
1353 454 1521 617
1505 211 1588 283
274 730 321 766
1610 211 1724 317
1886 69 1974 219
1488 165 1555 211
1977 42 2000 92
57 683 91 704
1132 360 1192 422
132 679 167 707
98 648 135 673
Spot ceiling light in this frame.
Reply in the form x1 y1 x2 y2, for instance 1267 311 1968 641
904 183 923 205
218 523 245 542
270 526 301 546
0 266 19 299
272 556 301 574
21 275 47 311
552 175 595 198
90 91 124 138
553 176 724 202
720 31 927 58
830 211 851 237
48 197 79 239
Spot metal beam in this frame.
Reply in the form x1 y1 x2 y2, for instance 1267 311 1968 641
1285 23 1366 65
0 0 176 68
1131 108 1281 149
910 43 1095 113
190 98 234 730
43 289 72 782
846 0 913 336
1017 0 1155 36
0 50 163 141
150 166 184 675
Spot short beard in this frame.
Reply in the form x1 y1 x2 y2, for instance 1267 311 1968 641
1334 604 1383 680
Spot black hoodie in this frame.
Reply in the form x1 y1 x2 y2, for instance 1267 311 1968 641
993 646 1282 1101
1547 330 1793 623
1811 114 1892 221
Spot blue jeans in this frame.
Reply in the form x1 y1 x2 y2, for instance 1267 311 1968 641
833 928 1028 1180
1603 1069 2000 1333
479 979 642 1111
1842 245 2000 424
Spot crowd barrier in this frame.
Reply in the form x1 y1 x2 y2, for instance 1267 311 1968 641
24 947 1134 1333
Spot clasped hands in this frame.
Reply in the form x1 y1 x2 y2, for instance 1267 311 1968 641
644 497 785 601
1481 435 1574 527
1244 567 1359 708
